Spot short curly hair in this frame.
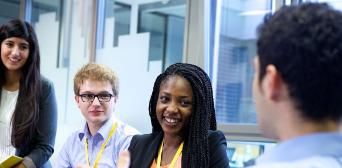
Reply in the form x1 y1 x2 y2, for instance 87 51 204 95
74 63 119 96
257 3 342 122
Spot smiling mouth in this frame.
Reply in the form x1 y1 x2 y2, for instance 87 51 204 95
9 57 21 63
163 116 180 126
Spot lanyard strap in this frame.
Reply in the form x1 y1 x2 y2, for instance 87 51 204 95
84 122 118 168
156 141 183 168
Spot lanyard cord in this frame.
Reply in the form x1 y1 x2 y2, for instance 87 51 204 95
84 122 118 168
156 141 184 168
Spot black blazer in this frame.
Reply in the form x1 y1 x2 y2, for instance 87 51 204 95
128 130 230 168
15 77 57 168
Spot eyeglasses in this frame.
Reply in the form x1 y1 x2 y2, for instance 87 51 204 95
78 93 113 103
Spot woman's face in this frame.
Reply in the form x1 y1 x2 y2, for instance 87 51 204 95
1 37 29 73
156 75 193 137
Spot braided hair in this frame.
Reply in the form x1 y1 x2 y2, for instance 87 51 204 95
149 63 217 168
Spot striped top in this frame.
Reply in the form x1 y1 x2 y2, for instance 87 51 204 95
0 89 18 161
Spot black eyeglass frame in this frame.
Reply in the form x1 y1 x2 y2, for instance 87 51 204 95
78 93 114 103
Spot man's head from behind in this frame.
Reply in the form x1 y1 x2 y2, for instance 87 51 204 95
74 63 119 129
254 3 342 138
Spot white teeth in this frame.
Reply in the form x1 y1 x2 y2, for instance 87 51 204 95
9 57 20 62
165 117 178 123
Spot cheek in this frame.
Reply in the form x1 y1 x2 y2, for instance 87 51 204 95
1 49 7 60
22 53 30 62
182 109 192 121
155 103 163 116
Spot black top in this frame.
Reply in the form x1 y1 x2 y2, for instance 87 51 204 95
128 130 230 168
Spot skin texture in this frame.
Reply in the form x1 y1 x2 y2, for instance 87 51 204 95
1 37 29 91
1 37 29 73
156 75 193 138
75 79 117 136
253 57 279 139
156 75 193 165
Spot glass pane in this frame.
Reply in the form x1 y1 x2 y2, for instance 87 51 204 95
96 0 186 133
32 0 62 70
0 0 20 24
105 0 131 47
138 1 185 70
214 0 272 124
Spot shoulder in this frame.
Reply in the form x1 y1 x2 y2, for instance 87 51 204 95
129 132 162 151
251 156 342 168
40 76 55 95
131 132 160 145
40 76 54 88
208 130 226 142
114 119 140 139
61 129 85 150
207 130 230 167
65 129 84 144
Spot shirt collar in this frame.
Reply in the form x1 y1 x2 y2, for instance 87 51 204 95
257 132 342 164
78 116 116 141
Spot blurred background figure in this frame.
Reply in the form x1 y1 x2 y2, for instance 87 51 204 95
0 19 57 168
251 3 342 167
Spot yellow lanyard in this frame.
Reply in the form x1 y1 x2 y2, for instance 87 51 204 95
156 141 183 168
84 122 118 168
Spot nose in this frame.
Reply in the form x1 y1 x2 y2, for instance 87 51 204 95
11 46 20 57
166 101 179 113
91 96 101 106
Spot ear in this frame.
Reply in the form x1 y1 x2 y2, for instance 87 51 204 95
263 65 284 101
75 95 81 107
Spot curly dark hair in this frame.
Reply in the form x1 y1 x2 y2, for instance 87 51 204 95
257 3 342 122
0 19 41 147
149 63 217 168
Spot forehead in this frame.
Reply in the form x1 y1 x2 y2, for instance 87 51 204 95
160 75 193 95
79 79 113 93
3 37 29 44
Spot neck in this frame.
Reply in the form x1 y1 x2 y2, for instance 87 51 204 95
87 121 107 136
3 71 21 91
279 118 339 141
162 133 183 148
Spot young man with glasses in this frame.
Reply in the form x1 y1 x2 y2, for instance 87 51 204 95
55 63 139 168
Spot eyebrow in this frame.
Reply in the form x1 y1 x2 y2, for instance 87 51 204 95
79 91 112 94
159 92 192 99
4 39 29 45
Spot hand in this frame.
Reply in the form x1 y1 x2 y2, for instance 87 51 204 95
117 150 131 168
76 164 90 168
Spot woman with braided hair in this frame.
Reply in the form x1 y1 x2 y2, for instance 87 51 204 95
126 63 229 168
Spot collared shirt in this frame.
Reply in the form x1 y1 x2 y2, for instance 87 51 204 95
55 117 139 168
250 132 342 168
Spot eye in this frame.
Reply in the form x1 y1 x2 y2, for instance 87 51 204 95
180 99 192 107
19 44 29 50
159 96 169 103
98 94 112 101
98 94 111 98
5 42 13 48
82 94 95 99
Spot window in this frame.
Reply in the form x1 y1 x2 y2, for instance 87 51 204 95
95 0 187 133
0 0 20 24
214 0 272 124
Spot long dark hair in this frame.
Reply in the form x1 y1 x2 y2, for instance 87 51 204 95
149 63 217 168
0 19 41 147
